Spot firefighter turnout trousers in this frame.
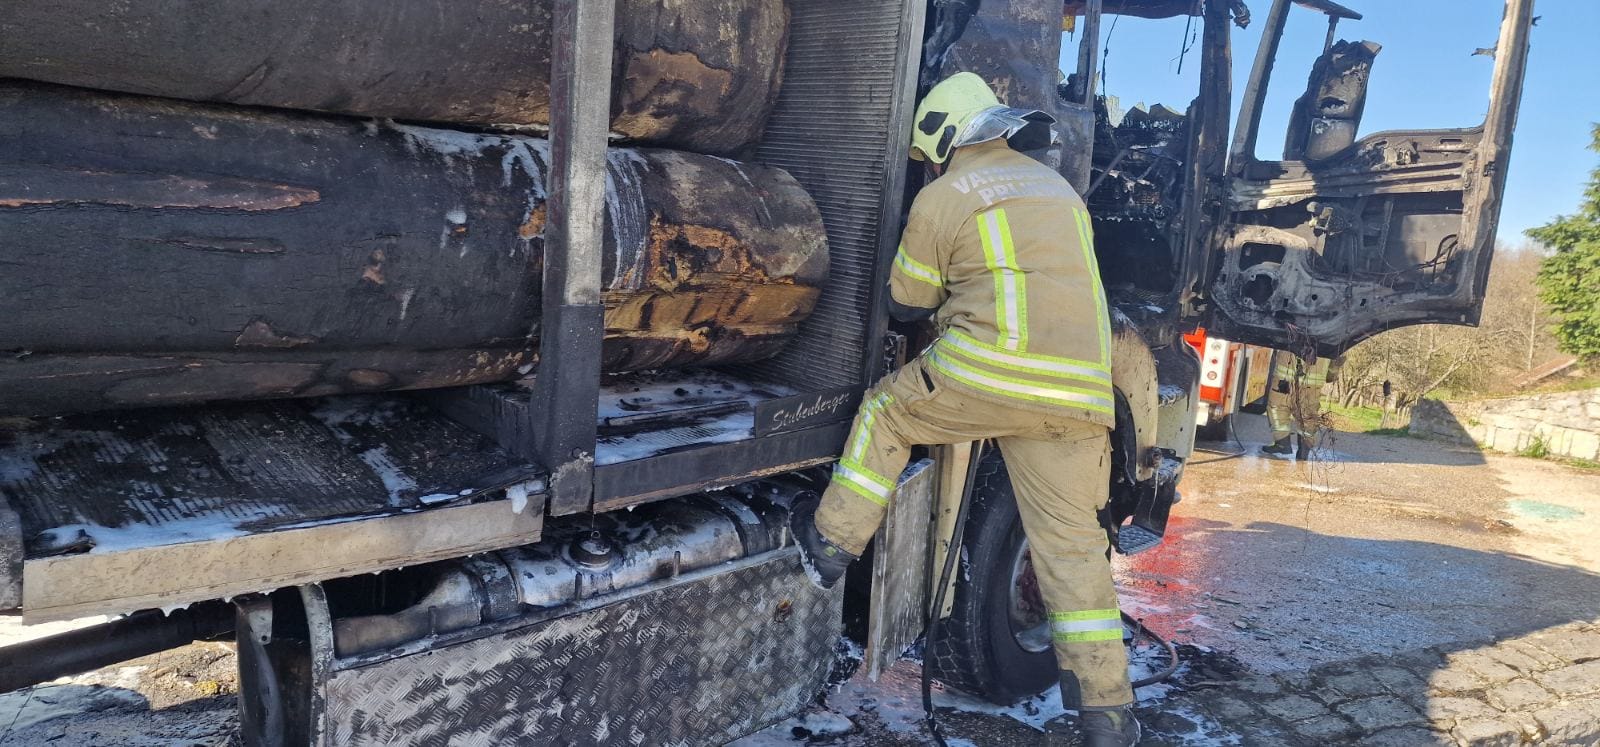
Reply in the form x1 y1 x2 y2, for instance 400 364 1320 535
1266 353 1332 441
814 357 1134 709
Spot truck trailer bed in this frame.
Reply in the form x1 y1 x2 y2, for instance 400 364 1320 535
0 395 548 621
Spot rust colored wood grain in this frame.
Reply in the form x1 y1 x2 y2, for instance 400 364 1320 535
0 0 789 156
0 84 827 416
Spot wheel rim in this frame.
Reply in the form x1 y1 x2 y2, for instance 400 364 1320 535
1007 538 1052 654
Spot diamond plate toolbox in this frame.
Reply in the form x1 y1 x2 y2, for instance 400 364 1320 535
319 551 842 746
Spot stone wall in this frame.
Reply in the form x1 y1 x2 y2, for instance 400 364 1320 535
1409 389 1600 460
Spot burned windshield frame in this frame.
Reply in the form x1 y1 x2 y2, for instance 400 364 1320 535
1229 0 1364 175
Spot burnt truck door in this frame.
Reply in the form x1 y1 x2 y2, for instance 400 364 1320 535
1206 0 1536 357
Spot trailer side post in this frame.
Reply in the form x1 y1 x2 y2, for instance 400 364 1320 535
531 0 615 514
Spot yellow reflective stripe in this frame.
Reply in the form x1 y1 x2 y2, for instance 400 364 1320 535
978 209 1026 351
848 393 893 464
945 330 1110 373
1048 609 1122 622
894 244 943 288
927 349 1115 414
995 210 1028 351
1050 609 1123 642
1055 629 1125 643
839 459 895 490
1073 208 1111 365
939 333 1111 387
836 473 889 507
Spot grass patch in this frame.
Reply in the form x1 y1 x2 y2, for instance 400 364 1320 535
1554 456 1600 471
1366 426 1412 437
1517 436 1550 459
1321 402 1406 435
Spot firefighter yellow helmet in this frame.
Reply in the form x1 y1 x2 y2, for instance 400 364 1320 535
909 72 1056 164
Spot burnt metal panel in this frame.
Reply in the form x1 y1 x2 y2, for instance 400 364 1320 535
591 422 851 510
753 387 863 437
24 495 544 622
865 458 934 680
750 0 926 390
0 396 536 547
0 395 547 618
0 492 19 609
316 551 841 746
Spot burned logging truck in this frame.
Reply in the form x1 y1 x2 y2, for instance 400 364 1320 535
0 0 1533 744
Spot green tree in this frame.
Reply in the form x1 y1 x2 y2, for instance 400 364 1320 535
1530 123 1600 360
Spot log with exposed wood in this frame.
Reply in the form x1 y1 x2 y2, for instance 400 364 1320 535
0 0 789 156
0 83 828 417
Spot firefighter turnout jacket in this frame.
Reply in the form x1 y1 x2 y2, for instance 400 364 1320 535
889 138 1114 428
814 137 1133 709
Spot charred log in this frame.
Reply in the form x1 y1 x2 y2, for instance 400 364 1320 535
0 84 827 417
0 0 789 156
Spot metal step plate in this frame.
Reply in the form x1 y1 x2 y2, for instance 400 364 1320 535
314 550 841 746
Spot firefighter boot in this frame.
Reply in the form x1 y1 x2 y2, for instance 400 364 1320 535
789 496 857 590
1260 437 1295 458
1079 705 1142 747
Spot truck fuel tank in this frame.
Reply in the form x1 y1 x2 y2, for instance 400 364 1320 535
235 489 839 746
0 84 828 417
325 496 787 658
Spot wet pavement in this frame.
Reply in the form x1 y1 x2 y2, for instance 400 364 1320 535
4 415 1599 745
742 415 1600 746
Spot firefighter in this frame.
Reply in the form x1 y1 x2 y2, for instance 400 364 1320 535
1262 351 1341 458
788 72 1139 747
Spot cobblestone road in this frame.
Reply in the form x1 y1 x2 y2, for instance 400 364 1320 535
1141 623 1600 746
750 422 1600 746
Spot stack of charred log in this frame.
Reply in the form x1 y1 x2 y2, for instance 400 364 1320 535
0 0 828 416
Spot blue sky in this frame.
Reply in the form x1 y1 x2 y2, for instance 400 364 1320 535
1060 0 1600 247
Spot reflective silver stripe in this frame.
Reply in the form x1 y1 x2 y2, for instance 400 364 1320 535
940 333 1111 385
1051 617 1123 634
839 459 895 489
835 463 891 500
979 210 1024 351
928 349 1115 413
848 393 892 463
894 245 943 287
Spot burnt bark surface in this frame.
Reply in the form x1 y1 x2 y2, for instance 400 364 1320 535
0 84 826 416
0 0 788 156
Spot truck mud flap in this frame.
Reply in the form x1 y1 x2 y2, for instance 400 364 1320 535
240 549 841 746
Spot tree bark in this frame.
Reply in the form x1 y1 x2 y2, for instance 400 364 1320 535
0 83 827 416
0 0 789 156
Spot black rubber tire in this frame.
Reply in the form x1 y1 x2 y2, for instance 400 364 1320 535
926 450 1056 704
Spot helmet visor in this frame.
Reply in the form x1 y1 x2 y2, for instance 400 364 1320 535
954 106 1057 153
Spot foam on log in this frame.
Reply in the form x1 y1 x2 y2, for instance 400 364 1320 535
0 0 789 156
0 84 827 416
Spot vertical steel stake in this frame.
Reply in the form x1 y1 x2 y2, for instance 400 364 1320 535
532 0 615 514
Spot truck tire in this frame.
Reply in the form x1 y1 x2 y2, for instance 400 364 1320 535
926 451 1057 704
